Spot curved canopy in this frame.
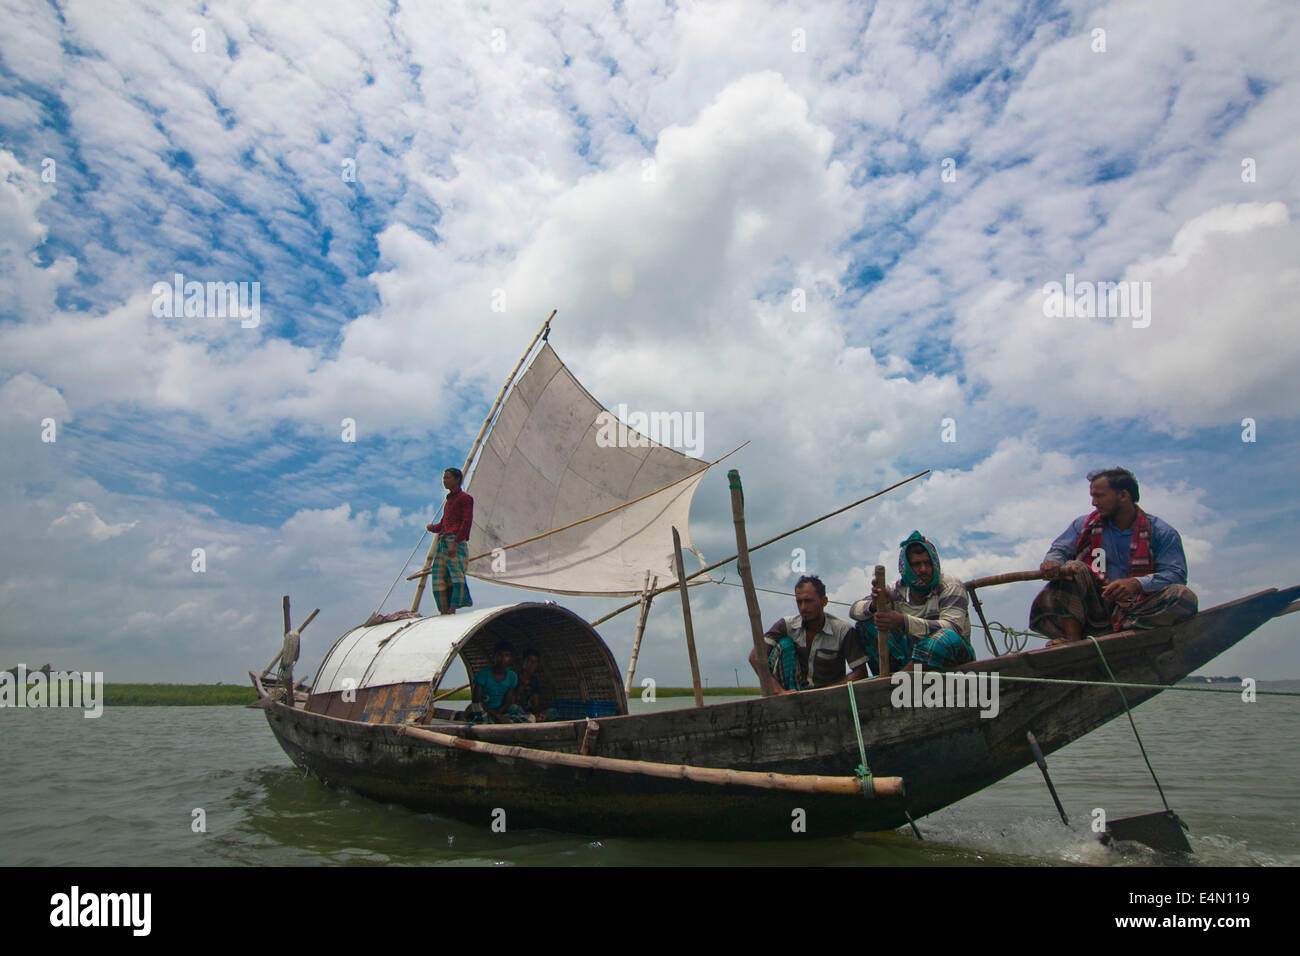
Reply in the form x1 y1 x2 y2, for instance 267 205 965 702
465 343 709 596
311 603 627 713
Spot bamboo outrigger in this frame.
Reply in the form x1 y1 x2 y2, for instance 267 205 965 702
253 312 1299 840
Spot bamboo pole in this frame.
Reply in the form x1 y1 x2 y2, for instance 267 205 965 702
429 682 471 705
729 470 774 698
623 572 657 695
410 310 555 613
590 469 931 627
964 569 1046 590
963 570 1047 654
673 527 704 708
406 442 746 580
873 565 891 679
415 681 473 725
396 724 905 797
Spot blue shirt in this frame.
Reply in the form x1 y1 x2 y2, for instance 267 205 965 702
473 667 518 709
1044 512 1188 593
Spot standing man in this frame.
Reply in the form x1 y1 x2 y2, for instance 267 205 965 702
748 575 868 694
1030 467 1197 644
850 531 974 673
426 467 474 615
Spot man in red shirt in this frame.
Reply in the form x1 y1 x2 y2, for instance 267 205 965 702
425 467 474 614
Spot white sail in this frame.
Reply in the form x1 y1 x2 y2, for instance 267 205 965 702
465 343 710 596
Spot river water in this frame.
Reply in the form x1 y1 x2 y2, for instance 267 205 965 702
2 685 1296 866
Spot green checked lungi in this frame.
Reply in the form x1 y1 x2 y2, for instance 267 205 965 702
858 620 974 672
431 535 472 613
767 636 809 691
856 620 911 676
909 626 975 669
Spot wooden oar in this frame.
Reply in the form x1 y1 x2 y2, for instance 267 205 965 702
396 724 905 798
1101 810 1192 854
1026 731 1069 826
965 569 1048 589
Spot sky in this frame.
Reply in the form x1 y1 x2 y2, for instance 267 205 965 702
1 0 1297 689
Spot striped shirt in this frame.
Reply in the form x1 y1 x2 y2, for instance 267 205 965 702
873 573 971 641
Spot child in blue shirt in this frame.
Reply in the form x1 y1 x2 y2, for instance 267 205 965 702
469 640 527 723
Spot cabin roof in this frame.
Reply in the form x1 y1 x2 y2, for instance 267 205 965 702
311 603 627 713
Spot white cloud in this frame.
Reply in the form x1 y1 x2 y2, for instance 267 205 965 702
956 202 1299 431
48 501 137 541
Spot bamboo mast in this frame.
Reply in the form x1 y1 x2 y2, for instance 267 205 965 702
590 469 931 627
623 572 657 695
673 527 704 707
728 470 774 698
410 310 555 613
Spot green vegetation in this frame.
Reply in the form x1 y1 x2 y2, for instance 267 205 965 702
102 684 258 706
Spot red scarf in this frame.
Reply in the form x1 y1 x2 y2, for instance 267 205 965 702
1074 508 1154 630
1074 507 1153 581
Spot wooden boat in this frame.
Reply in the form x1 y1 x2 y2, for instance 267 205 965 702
253 586 1297 840
253 313 1299 839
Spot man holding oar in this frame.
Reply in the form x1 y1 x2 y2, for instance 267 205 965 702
1030 467 1197 644
851 532 974 672
425 467 474 615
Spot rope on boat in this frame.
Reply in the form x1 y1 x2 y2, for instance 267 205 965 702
712 577 854 608
369 503 443 618
845 681 875 798
983 620 1034 654
1086 636 1172 814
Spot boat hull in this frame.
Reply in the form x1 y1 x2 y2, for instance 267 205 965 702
259 586 1297 840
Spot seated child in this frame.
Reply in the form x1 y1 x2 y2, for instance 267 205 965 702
467 640 529 723
515 648 560 722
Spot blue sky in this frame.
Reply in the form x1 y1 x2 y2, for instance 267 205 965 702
1 0 1297 685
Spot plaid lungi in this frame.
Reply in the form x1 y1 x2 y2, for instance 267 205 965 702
856 620 911 675
910 627 976 669
767 636 809 691
858 621 973 672
431 535 472 613
1029 560 1197 638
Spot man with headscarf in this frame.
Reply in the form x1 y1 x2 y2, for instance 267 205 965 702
1029 467 1197 644
850 531 975 672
